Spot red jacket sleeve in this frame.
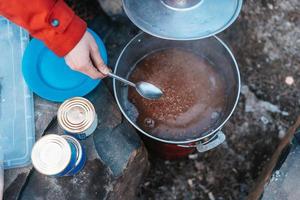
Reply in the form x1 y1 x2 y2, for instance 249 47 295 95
0 0 87 57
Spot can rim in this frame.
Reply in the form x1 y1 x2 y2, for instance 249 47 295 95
31 134 72 175
57 97 96 133
61 135 82 166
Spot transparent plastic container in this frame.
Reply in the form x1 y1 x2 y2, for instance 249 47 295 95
0 147 3 199
0 17 35 169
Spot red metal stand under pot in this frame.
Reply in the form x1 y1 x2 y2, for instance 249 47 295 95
141 135 196 160
140 130 226 160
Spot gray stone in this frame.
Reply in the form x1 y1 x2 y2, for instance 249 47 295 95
86 83 122 130
108 145 149 200
241 85 288 116
33 96 59 139
4 170 31 200
88 83 148 177
94 120 142 176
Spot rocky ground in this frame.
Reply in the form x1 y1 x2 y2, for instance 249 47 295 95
69 0 300 199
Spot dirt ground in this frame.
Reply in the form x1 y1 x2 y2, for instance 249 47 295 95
69 0 300 199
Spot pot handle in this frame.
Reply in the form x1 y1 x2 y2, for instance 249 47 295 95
196 131 226 153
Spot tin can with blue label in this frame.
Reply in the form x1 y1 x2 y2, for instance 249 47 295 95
31 134 86 176
62 135 86 176
57 97 98 140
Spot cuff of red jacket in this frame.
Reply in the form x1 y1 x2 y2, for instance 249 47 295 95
45 15 87 57
43 0 87 57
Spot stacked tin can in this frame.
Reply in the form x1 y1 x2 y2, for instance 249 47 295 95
31 134 86 176
31 97 97 176
57 97 98 140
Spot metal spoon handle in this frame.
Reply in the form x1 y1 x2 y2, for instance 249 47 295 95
107 72 136 87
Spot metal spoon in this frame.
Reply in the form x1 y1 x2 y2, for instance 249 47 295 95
108 72 163 100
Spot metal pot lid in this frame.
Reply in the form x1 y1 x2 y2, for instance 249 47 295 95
122 0 243 40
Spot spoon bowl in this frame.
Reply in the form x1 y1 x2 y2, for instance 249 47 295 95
136 81 163 100
107 72 163 100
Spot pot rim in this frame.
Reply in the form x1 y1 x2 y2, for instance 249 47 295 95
113 32 241 144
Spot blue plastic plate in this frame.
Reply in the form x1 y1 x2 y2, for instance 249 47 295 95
22 29 107 102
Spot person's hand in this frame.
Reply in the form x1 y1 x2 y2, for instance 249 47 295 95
64 31 110 79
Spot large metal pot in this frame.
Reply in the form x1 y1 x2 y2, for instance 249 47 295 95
113 32 240 158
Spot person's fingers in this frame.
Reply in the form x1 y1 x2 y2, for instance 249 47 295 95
90 46 110 75
65 56 105 79
85 61 106 79
64 30 109 80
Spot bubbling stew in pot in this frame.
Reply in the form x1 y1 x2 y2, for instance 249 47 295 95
128 48 227 141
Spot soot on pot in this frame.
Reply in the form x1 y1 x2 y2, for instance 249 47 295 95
128 48 227 141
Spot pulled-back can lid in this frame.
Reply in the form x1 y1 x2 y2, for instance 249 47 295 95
57 97 96 133
31 134 71 175
123 0 243 40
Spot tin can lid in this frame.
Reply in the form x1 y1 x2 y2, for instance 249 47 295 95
123 0 243 40
31 134 71 175
57 97 96 133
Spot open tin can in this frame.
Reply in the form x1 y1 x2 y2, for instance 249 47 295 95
113 32 241 159
58 97 98 140
31 134 86 176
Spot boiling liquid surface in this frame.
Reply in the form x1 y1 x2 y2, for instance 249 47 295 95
128 48 226 141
